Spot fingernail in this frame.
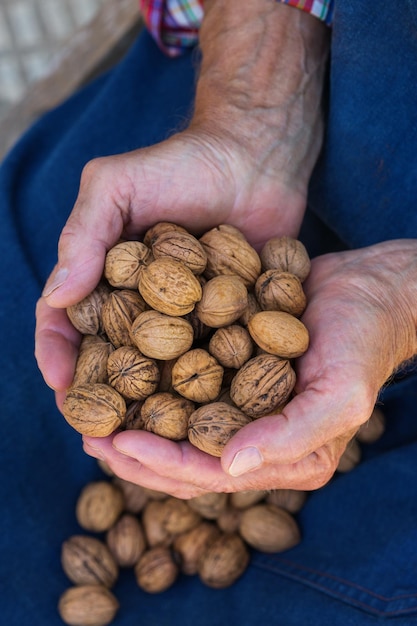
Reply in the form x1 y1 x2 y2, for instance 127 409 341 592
42 267 69 297
228 447 263 477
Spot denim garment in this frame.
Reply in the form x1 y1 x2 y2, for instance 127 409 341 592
1 2 417 623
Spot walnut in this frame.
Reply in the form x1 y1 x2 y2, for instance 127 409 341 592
266 489 308 513
138 257 202 316
141 391 195 440
356 406 386 443
216 506 243 534
239 503 301 553
195 275 248 328
124 399 145 430
66 281 111 335
72 335 114 386
230 354 296 419
107 346 159 400
143 221 188 248
151 229 207 274
247 310 309 359
58 585 119 626
188 402 252 457
172 522 220 575
106 513 147 568
187 492 229 519
197 532 250 589
199 225 261 287
112 477 149 514
171 348 224 403
104 240 153 289
260 236 311 282
238 291 262 327
101 289 147 348
131 309 193 360
255 270 307 317
208 324 254 369
336 438 362 473
75 481 125 533
230 490 267 509
62 383 126 436
61 535 118 588
134 547 179 594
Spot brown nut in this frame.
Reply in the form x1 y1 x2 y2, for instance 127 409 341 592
151 229 207 274
143 221 188 248
112 477 149 514
138 257 202 316
230 490 267 509
195 275 248 328
255 270 307 317
260 236 311 282
230 354 296 419
266 489 308 513
336 438 362 473
187 492 229 520
131 309 194 360
171 348 224 403
107 346 159 400
75 481 125 533
188 402 252 457
62 383 126 436
134 546 179 594
58 585 119 626
208 324 254 369
101 289 147 348
238 291 262 327
106 513 147 568
197 532 250 589
141 392 195 440
61 535 118 588
104 240 153 289
173 521 220 575
239 503 301 553
248 310 309 359
66 282 111 335
216 506 243 534
72 335 114 386
356 406 386 444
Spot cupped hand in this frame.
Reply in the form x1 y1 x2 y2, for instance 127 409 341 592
81 240 417 498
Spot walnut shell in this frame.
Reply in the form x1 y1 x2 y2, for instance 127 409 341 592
106 513 147 568
239 503 301 553
208 324 254 369
197 532 250 589
260 236 311 281
266 489 308 513
124 399 145 430
75 481 125 533
230 490 267 509
239 291 262 327
107 346 159 400
72 335 114 386
188 402 252 457
158 496 202 535
66 282 111 335
247 310 309 359
104 240 153 289
141 392 195 440
356 406 386 444
171 349 224 403
216 506 243 534
141 500 173 547
173 521 220 575
187 492 229 520
138 257 202 316
143 221 188 248
230 354 296 419
61 535 118 588
195 275 248 328
200 225 261 287
101 289 147 348
58 585 119 626
131 309 193 360
63 383 126 436
134 546 179 594
151 229 207 274
255 270 307 317
112 477 149 514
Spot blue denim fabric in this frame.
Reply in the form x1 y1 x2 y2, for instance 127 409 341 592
1 3 417 624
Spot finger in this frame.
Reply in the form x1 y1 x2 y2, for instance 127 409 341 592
34 297 80 390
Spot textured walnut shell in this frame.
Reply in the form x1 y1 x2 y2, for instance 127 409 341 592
239 291 262 327
208 324 253 369
142 500 173 547
248 310 309 359
239 503 301 553
197 532 250 589
255 270 307 317
195 275 248 328
72 335 114 386
138 257 202 316
216 506 243 534
143 221 188 248
230 490 267 509
63 383 126 436
230 354 296 418
188 402 252 457
131 309 193 360
101 289 147 348
134 547 179 594
260 236 311 281
200 225 261 287
124 399 145 430
187 492 229 520
61 535 118 588
266 489 308 513
75 481 125 533
171 348 224 403
158 496 202 535
157 358 177 393
356 406 386 443
151 230 207 274
112 477 149 514
104 240 153 289
106 513 147 568
336 438 362 473
107 346 159 400
173 522 220 575
66 282 111 335
141 392 195 440
58 585 119 626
